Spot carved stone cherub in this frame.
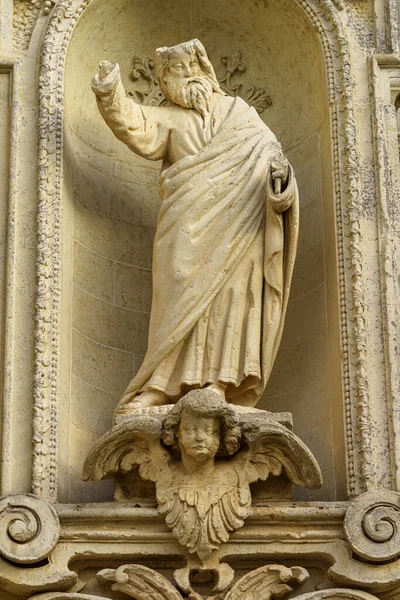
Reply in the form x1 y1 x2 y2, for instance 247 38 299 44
83 389 322 562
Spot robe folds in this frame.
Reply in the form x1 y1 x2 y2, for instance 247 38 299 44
115 98 299 408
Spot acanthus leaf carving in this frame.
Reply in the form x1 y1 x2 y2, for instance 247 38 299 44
224 565 309 600
219 51 272 113
97 563 309 600
98 564 183 600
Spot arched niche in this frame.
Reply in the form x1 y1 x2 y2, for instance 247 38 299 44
57 0 345 502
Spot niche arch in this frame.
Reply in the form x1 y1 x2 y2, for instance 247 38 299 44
34 0 368 503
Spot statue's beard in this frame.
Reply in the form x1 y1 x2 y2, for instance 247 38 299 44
164 76 214 119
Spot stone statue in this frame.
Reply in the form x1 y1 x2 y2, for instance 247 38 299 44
91 39 299 417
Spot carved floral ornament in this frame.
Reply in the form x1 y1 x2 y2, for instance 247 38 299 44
28 574 382 600
127 50 272 114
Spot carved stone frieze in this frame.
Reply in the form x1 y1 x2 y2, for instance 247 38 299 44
127 50 272 113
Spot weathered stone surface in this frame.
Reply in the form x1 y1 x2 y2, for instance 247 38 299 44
84 389 322 563
1 0 400 598
91 39 299 420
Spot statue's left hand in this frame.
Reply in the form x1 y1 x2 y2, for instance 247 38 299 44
270 156 289 187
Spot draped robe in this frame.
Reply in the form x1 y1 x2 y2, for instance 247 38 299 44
93 66 299 410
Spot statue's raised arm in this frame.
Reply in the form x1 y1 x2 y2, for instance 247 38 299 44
91 60 171 160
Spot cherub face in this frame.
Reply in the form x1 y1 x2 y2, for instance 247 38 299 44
178 410 221 462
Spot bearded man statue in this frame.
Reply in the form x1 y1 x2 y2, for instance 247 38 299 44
91 39 299 418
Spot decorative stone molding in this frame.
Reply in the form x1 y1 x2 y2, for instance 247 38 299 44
127 50 272 114
344 490 400 562
0 499 393 599
0 495 77 598
13 0 43 51
0 494 60 563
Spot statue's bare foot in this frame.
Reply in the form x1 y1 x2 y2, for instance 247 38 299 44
118 390 168 414
206 382 227 399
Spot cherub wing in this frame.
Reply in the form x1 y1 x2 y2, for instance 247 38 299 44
97 564 183 600
225 565 308 600
242 419 322 489
82 416 170 484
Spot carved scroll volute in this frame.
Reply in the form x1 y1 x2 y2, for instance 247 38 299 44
0 494 60 563
344 490 400 562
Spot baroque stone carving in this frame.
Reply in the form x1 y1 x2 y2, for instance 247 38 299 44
344 490 400 561
29 578 382 600
0 495 77 598
128 50 272 113
84 389 322 562
97 563 308 600
92 38 298 417
13 0 43 51
0 494 60 563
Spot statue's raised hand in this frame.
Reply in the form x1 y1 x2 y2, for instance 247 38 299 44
98 60 116 80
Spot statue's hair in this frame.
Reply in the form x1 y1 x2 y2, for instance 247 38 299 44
155 39 224 96
162 390 241 455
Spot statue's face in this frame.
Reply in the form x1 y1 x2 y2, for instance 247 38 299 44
161 48 213 118
165 49 203 84
178 410 221 462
